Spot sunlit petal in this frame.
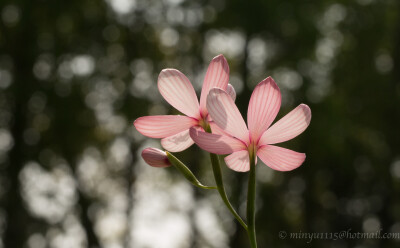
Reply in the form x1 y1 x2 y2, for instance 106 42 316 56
200 54 230 117
189 127 246 155
259 104 311 145
226 83 236 101
257 145 305 171
209 121 232 136
207 88 249 144
158 69 200 119
247 77 281 142
134 115 197 138
161 129 194 152
224 150 250 172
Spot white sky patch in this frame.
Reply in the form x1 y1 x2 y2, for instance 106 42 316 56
1 5 20 26
247 37 269 67
0 69 12 89
71 55 95 77
76 146 130 248
0 128 14 152
375 52 393 74
130 144 194 248
160 28 180 47
272 67 303 91
163 0 185 6
107 137 132 170
306 4 347 103
194 200 229 248
47 214 87 248
20 162 77 224
391 159 400 179
95 211 128 245
363 216 381 233
27 233 47 248
204 30 246 60
106 0 136 15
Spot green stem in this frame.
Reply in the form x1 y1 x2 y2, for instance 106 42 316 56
166 152 217 190
203 123 247 230
209 153 248 231
247 150 257 248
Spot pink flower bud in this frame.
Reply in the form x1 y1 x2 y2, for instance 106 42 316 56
141 148 171 168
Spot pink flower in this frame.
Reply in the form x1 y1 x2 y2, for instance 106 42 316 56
134 55 235 152
141 147 171 168
190 77 311 172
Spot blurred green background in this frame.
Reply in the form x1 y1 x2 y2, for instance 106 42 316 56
1 0 400 247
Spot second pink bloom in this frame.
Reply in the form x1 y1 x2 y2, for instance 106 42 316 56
190 77 311 172
134 55 235 152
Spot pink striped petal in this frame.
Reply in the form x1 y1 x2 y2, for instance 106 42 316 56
141 148 171 168
206 84 235 122
209 121 232 136
259 104 311 145
161 129 194 152
224 150 250 172
257 145 305 171
207 88 249 144
158 69 200 119
189 127 246 154
200 55 229 116
134 115 197 138
226 84 236 101
247 77 281 142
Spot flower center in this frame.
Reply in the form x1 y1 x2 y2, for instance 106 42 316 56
198 117 209 131
248 141 257 159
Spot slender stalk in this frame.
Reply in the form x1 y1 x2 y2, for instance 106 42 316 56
166 152 217 190
204 124 248 230
209 153 248 230
247 150 257 247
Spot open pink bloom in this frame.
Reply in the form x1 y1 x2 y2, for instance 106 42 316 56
134 55 236 152
141 148 171 168
190 77 311 172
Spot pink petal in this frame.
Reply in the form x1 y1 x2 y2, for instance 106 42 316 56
141 148 171 168
257 145 305 171
259 104 311 145
209 121 232 136
158 69 200 119
226 84 236 101
161 129 194 152
206 84 235 122
206 88 249 144
200 55 229 117
134 115 197 138
247 77 281 142
189 127 246 155
224 150 250 172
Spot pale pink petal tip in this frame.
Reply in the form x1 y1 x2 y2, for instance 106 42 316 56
158 69 200 119
247 76 281 142
199 54 230 116
226 84 236 101
141 148 171 168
